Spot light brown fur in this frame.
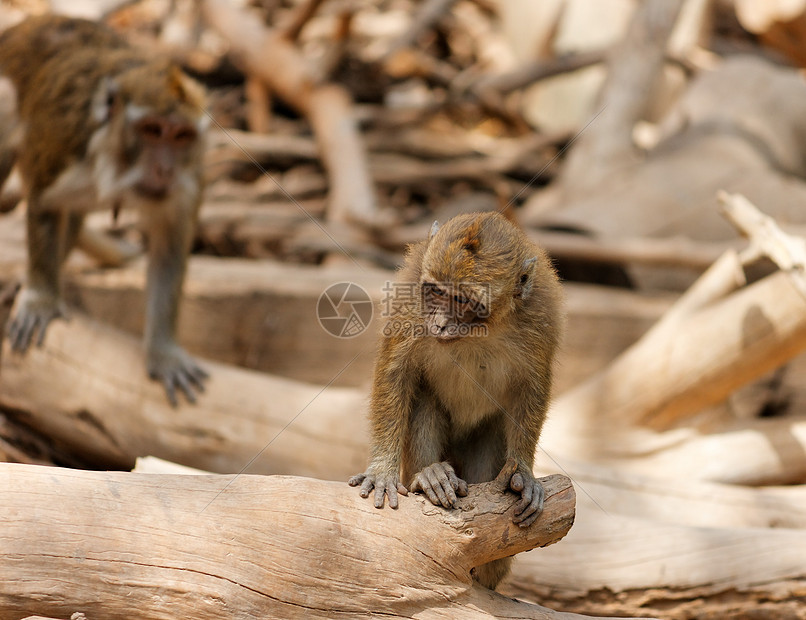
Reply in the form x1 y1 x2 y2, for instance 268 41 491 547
0 15 209 405
350 211 564 590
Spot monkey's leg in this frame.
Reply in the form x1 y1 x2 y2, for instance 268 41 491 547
7 210 82 351
471 557 513 591
406 400 468 509
451 415 513 590
142 206 208 406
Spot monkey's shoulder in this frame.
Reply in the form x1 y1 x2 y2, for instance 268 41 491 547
0 16 126 101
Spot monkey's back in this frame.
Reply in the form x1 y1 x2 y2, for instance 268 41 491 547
0 15 126 103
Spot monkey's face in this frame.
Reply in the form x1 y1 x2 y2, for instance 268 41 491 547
127 114 201 201
421 281 490 342
94 61 207 207
419 212 541 342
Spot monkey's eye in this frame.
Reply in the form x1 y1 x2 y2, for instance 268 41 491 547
453 294 470 304
173 127 197 144
139 121 164 139
426 284 446 297
520 273 529 285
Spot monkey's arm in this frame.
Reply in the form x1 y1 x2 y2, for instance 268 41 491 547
7 207 82 351
504 379 551 528
404 391 467 509
142 204 208 406
348 336 416 509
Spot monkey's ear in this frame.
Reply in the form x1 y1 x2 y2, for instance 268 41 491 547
90 77 120 124
169 65 206 109
429 220 440 240
515 257 537 299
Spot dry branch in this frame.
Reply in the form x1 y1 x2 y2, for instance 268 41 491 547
383 0 458 59
0 462 589 620
550 256 806 435
472 49 608 98
201 0 377 228
559 0 685 194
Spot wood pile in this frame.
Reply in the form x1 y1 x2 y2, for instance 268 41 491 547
3 0 806 618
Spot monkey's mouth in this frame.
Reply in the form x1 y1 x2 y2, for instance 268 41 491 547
135 183 170 201
429 324 463 342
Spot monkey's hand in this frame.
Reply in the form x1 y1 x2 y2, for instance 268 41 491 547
510 470 544 528
410 461 468 509
147 343 209 407
7 288 66 352
348 468 408 509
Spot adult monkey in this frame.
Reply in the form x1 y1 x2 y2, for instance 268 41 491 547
0 15 209 405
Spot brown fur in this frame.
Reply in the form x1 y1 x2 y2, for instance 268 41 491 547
350 211 565 590
0 15 208 405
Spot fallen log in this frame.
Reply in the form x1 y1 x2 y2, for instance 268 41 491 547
0 462 590 620
550 259 806 438
548 195 806 438
505 498 806 620
0 306 369 475
66 256 385 388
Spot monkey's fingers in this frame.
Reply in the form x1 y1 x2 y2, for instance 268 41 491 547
159 376 179 408
34 318 49 348
186 362 209 390
412 463 456 508
348 473 366 487
512 477 545 528
174 371 199 405
428 465 457 507
451 472 469 497
358 476 375 498
7 313 36 352
411 473 441 506
383 481 400 509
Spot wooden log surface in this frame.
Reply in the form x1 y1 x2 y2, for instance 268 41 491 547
506 500 806 619
549 268 806 439
0 307 369 475
0 462 589 620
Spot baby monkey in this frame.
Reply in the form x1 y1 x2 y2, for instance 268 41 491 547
0 15 209 405
350 211 564 590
